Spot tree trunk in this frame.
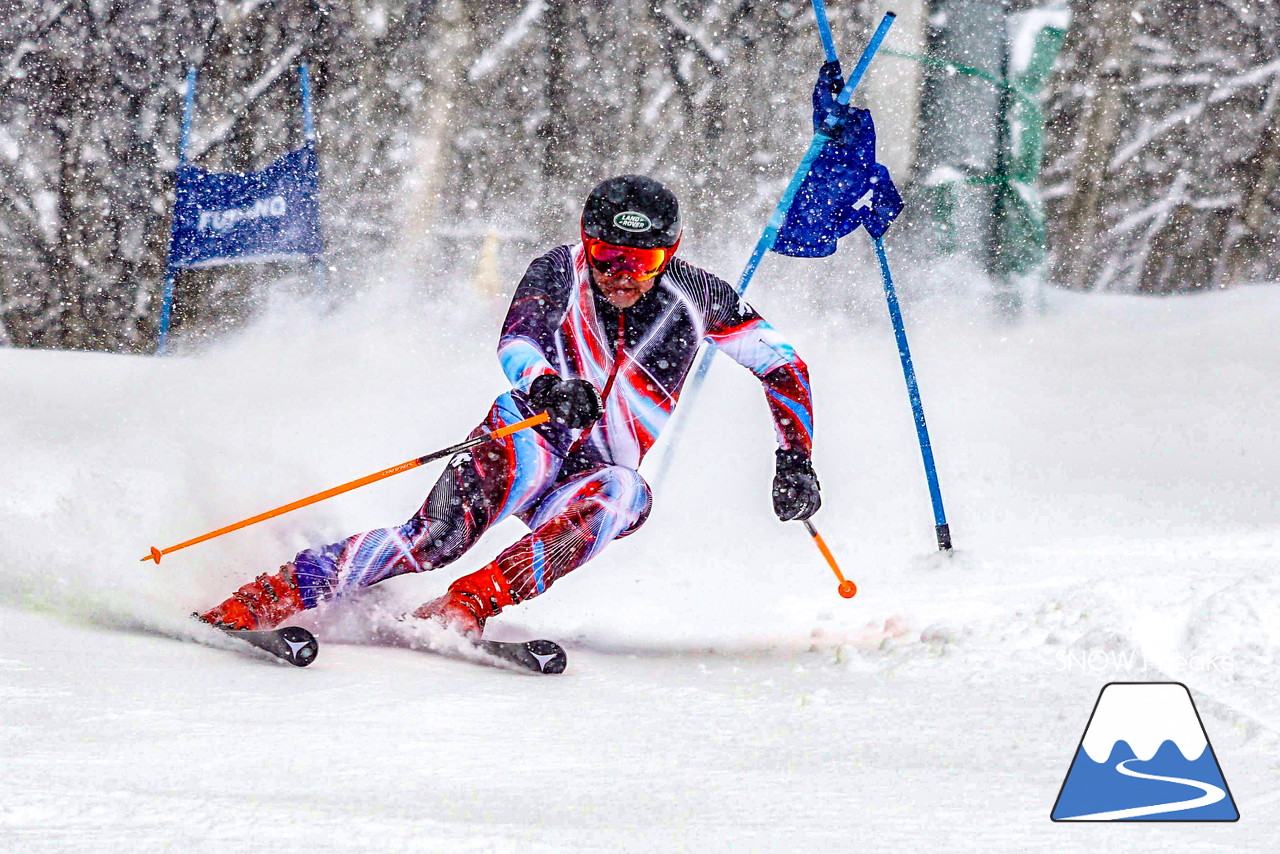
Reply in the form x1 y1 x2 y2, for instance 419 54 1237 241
1224 82 1280 285
918 0 1008 269
1054 0 1137 291
539 0 574 236
396 0 472 282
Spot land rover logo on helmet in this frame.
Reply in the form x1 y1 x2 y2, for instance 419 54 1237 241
613 211 652 233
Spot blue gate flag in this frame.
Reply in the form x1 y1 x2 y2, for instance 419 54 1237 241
168 142 323 269
774 61 903 257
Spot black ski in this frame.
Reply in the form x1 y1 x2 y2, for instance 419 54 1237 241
218 625 319 667
368 616 565 673
475 638 567 674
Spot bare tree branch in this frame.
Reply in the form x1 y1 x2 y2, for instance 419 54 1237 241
187 39 306 161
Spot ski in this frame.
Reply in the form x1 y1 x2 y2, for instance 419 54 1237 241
216 625 319 667
474 638 567 674
367 615 566 673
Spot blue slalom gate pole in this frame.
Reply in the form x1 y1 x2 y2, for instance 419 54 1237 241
649 12 895 486
812 4 950 551
874 236 951 550
298 62 328 296
157 67 197 354
812 0 839 63
300 63 316 142
730 11 893 300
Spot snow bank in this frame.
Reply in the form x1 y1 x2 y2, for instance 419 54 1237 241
3 281 1279 651
3 273 1278 850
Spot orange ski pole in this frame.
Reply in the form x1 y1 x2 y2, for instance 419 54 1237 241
803 519 857 598
141 412 550 565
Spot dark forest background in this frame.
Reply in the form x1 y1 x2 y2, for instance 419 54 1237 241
1 0 1277 351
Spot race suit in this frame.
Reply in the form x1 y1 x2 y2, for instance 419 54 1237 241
290 244 814 608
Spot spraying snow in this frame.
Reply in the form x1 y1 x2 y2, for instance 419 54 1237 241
2 278 1278 850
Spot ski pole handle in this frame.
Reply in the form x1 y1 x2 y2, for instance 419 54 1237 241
803 519 857 598
142 412 550 565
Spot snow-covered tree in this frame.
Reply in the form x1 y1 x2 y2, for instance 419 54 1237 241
1045 0 1280 293
0 2 214 349
2 0 844 350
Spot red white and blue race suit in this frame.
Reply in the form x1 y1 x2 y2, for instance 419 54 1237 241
290 244 814 608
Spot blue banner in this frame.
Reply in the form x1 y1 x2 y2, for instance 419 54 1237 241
773 61 903 258
168 142 323 269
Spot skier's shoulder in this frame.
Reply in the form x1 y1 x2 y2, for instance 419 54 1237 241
662 257 768 329
520 244 577 291
663 256 734 298
537 244 577 269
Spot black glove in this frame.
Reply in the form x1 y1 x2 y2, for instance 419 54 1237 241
529 374 603 430
772 448 821 521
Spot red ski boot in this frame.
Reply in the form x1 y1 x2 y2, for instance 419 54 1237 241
412 562 517 638
199 565 305 631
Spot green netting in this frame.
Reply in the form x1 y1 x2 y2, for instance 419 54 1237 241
890 25 1065 275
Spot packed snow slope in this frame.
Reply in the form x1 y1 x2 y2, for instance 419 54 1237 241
2 278 1278 852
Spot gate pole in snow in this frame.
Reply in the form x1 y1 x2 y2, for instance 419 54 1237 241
874 236 951 550
649 12 895 487
812 3 950 553
812 0 840 63
157 67 197 354
299 62 328 296
300 63 316 142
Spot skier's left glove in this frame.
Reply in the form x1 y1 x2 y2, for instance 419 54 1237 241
772 448 821 521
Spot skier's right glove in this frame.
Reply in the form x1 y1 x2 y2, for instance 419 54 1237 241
772 448 822 521
529 374 604 430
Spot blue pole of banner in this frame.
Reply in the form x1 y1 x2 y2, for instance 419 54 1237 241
648 12 895 485
874 236 952 550
298 62 327 295
178 67 196 165
812 0 840 64
312 256 329 297
157 268 178 354
158 67 198 354
299 62 316 142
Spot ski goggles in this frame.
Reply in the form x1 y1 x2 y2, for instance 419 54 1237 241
581 231 679 282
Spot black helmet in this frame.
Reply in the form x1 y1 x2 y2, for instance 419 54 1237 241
581 175 682 249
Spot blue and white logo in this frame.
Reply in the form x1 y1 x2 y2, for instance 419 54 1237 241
1052 682 1239 822
168 142 323 270
196 196 288 232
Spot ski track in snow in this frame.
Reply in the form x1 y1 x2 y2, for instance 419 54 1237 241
3 283 1279 851
1058 758 1226 821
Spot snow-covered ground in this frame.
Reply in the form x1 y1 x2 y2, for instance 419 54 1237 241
2 278 1278 851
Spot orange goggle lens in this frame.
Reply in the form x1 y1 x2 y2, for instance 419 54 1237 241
583 236 673 282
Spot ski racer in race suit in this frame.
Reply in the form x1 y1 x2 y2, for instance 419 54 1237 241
200 175 821 638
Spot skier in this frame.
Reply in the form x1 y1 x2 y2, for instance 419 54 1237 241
199 175 821 639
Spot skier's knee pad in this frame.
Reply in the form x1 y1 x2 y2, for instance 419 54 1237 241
407 511 476 568
525 464 651 538
598 466 652 538
407 449 497 568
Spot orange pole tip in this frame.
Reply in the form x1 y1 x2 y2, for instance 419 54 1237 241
141 546 163 564
838 580 857 598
